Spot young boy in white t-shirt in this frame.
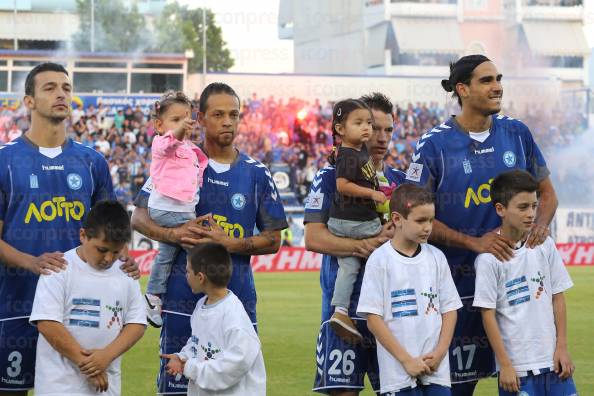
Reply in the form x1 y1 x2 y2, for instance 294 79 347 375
473 170 577 396
357 184 462 395
30 201 146 395
160 243 266 396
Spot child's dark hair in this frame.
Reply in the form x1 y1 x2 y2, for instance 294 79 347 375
82 200 131 244
188 243 232 287
491 170 538 207
152 91 193 120
389 184 434 219
328 98 372 165
199 82 240 113
441 54 491 107
25 62 69 97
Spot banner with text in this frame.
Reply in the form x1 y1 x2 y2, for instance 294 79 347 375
131 244 594 275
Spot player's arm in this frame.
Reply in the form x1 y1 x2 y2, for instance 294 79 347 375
429 220 515 262
183 328 261 391
552 292 574 379
0 220 66 274
336 177 385 203
131 206 198 246
182 214 282 255
36 320 87 366
304 222 392 258
79 323 146 377
366 314 430 377
481 308 520 392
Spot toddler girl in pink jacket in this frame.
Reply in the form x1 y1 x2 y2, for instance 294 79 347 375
145 91 208 327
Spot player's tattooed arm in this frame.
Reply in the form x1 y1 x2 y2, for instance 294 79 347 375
183 214 282 255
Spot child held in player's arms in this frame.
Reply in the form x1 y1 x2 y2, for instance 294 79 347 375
30 201 146 395
326 98 387 344
161 243 266 396
473 170 577 396
357 184 462 395
145 91 208 328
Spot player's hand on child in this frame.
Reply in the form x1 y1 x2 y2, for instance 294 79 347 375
473 231 515 261
421 349 447 373
499 364 520 393
403 356 431 377
526 223 549 249
353 222 394 258
371 191 387 204
160 353 185 376
554 346 575 379
31 252 67 275
88 371 109 393
119 254 140 279
79 348 113 377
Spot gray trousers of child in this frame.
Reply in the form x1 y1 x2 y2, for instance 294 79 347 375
327 217 382 310
147 208 196 295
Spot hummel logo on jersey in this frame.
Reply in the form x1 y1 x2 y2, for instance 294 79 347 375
207 177 229 187
42 164 64 171
474 147 494 155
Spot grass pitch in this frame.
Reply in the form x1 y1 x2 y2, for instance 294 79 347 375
123 267 593 395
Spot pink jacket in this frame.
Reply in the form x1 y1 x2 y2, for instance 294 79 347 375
150 131 208 203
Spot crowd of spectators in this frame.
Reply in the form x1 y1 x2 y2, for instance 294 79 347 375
0 92 588 206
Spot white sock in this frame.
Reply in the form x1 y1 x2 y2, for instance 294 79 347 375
335 306 348 315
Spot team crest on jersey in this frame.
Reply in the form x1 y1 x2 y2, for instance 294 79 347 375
67 173 83 190
201 342 221 360
503 151 516 167
231 193 246 210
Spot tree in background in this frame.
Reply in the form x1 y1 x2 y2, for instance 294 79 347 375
153 3 234 72
73 0 151 53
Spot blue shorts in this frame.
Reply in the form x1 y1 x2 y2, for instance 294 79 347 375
498 369 578 396
157 251 257 394
0 318 37 391
383 384 451 396
312 317 380 395
449 298 496 385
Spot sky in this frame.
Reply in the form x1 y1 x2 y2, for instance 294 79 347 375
178 0 294 74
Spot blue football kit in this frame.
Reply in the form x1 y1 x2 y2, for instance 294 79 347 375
405 115 550 387
0 136 114 390
134 152 287 395
305 164 406 394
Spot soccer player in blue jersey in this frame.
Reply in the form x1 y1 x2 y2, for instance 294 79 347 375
405 55 558 396
0 63 138 396
306 92 406 395
131 82 287 395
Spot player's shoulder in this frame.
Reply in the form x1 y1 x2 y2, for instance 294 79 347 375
70 140 107 162
314 165 336 183
240 153 269 172
493 114 531 134
418 119 456 145
0 138 25 158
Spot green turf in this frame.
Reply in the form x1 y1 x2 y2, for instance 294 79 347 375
123 267 593 395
